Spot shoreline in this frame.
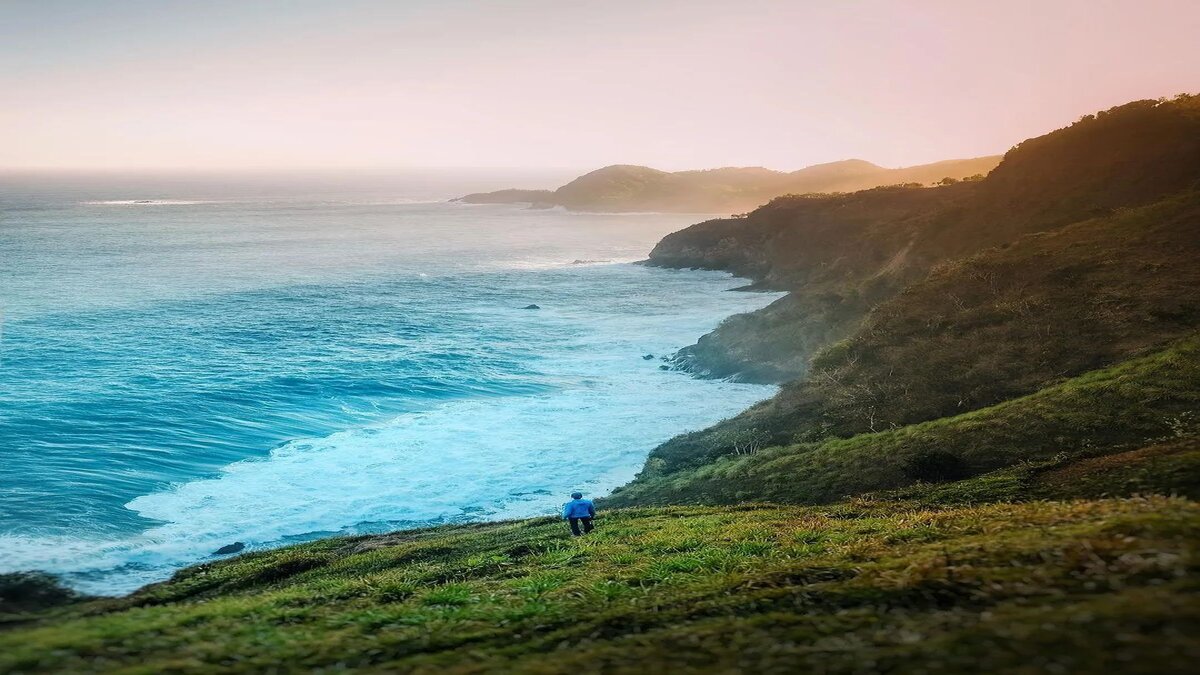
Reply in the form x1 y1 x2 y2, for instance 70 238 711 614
5 264 782 598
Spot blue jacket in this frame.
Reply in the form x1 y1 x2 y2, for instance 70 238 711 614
563 498 595 519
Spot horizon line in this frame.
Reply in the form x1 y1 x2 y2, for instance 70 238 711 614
0 152 1008 177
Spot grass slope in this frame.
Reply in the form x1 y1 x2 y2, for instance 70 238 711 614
2 495 1197 674
799 191 1200 436
608 335 1200 507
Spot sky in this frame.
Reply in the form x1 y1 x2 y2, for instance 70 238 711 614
1 0 1197 171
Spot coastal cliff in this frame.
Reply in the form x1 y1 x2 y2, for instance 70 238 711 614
611 95 1200 502
646 96 1200 383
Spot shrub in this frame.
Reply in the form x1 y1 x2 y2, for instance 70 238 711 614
0 572 81 613
902 449 969 483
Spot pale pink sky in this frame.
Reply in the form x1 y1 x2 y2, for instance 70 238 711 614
2 0 1197 171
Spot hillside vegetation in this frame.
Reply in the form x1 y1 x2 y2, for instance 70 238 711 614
3 491 1196 673
454 155 1000 213
608 335 1200 506
651 96 1200 382
640 189 1200 473
614 96 1200 515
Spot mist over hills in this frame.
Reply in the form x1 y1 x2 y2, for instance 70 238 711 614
455 155 1001 213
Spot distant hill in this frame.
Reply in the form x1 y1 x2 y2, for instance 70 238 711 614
452 188 555 205
453 156 1001 213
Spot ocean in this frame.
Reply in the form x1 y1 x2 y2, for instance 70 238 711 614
0 170 781 594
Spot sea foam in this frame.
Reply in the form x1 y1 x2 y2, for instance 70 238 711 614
81 199 217 205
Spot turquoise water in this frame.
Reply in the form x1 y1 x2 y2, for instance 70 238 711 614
0 171 781 593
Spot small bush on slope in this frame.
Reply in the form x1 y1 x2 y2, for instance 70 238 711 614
1 498 1196 674
0 573 86 621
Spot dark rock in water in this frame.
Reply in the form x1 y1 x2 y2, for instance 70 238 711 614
659 364 670 370
522 304 541 310
642 354 655 360
213 542 246 555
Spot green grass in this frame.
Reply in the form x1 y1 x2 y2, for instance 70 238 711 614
607 335 1200 508
2 496 1197 674
1031 436 1200 501
855 434 1200 509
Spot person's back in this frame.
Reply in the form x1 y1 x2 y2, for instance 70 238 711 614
562 492 596 535
563 497 594 519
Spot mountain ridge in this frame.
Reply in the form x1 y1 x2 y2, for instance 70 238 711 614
454 155 1001 213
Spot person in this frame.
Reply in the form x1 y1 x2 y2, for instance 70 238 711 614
562 491 595 536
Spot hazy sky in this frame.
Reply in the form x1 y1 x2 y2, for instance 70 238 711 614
2 0 1197 171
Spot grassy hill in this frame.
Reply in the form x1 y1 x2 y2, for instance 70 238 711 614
454 155 1000 213
3 489 1196 673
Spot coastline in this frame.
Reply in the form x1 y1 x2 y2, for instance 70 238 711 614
4 261 783 597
